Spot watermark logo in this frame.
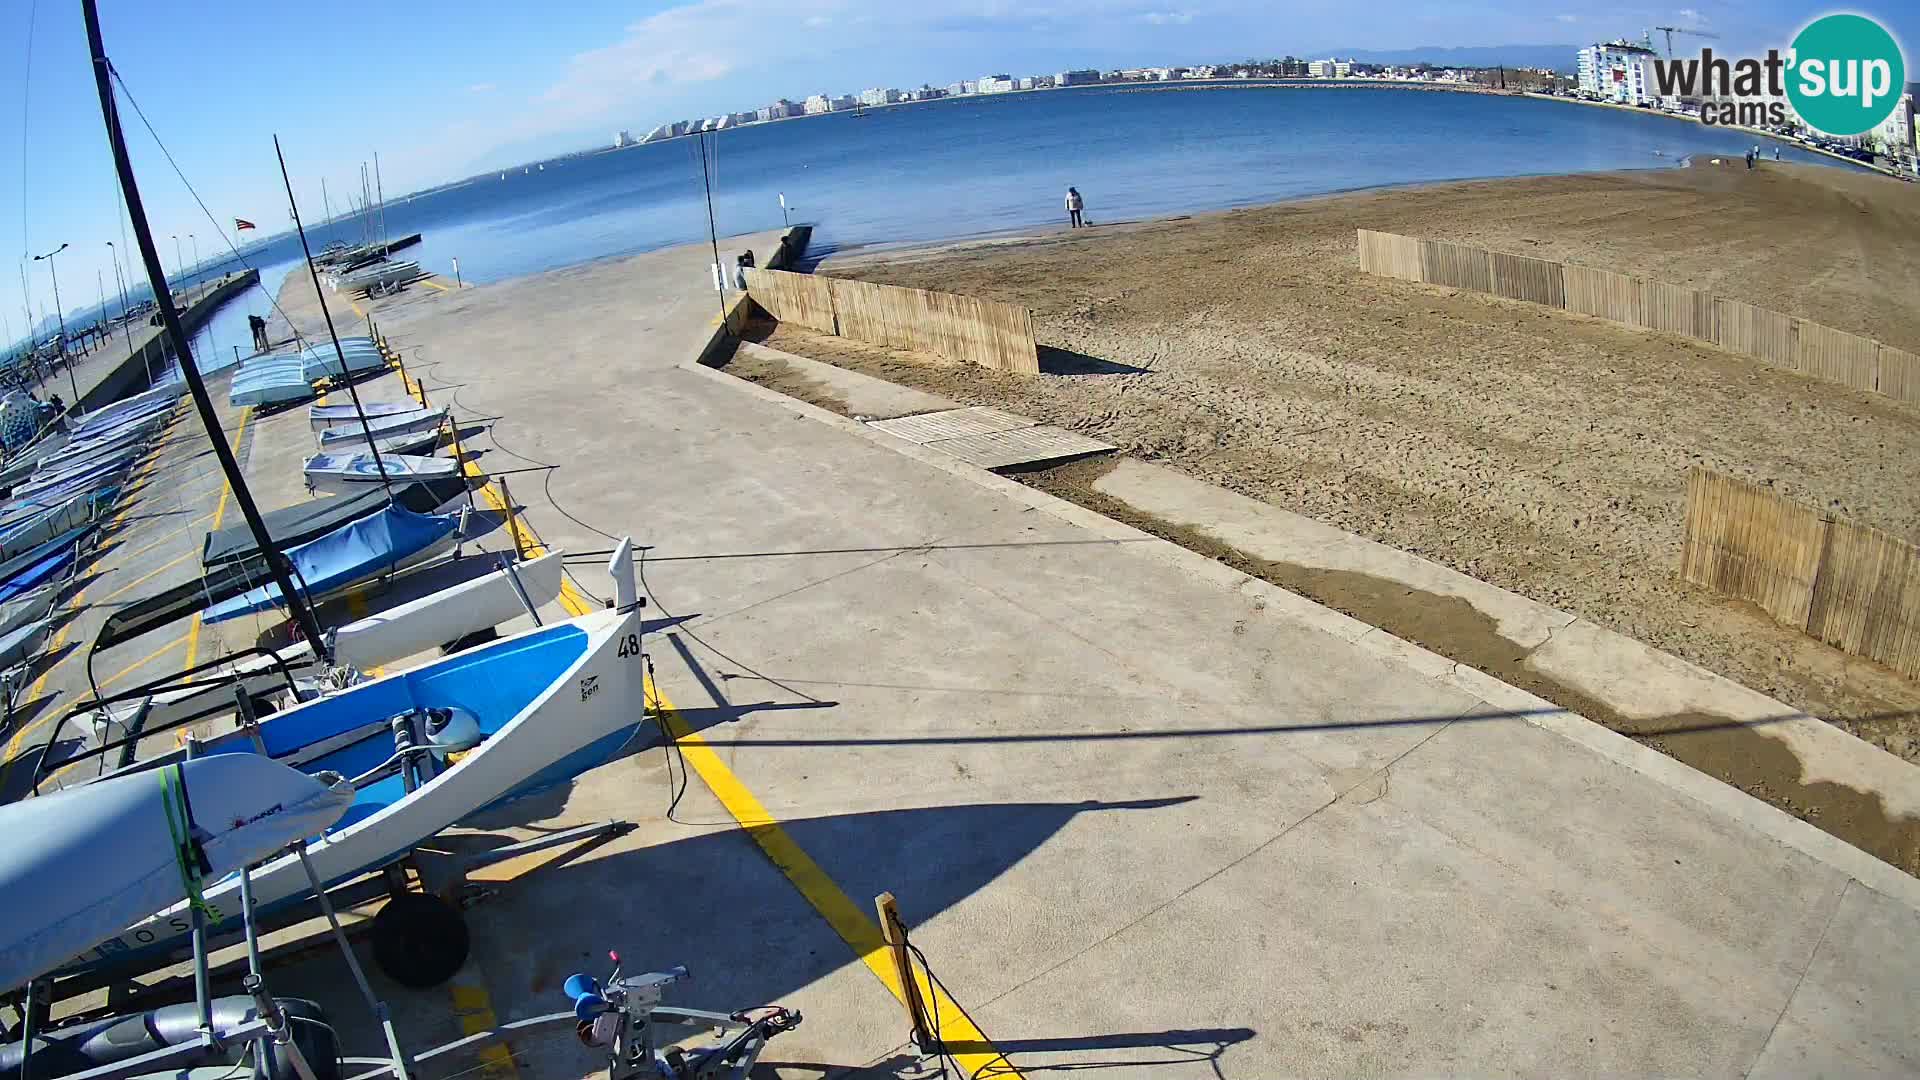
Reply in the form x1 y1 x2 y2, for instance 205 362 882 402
1786 14 1903 136
1652 13 1905 135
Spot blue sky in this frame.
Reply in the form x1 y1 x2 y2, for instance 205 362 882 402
4 0 1916 342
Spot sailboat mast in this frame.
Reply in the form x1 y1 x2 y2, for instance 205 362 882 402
80 0 328 654
374 151 387 247
274 136 395 500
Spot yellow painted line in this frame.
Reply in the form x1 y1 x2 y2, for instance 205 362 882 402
115 512 214 562
421 280 449 292
651 676 1022 1079
456 403 1012 1072
0 479 156 782
350 301 366 318
96 550 192 603
183 405 252 673
447 981 520 1080
97 632 190 690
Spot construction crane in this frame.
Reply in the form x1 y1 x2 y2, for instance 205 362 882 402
1653 25 1720 59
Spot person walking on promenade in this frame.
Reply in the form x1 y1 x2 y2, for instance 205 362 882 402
248 313 268 352
1065 186 1085 228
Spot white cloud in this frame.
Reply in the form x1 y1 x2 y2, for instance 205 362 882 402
1138 10 1194 24
466 83 497 94
1555 14 1578 23
1676 8 1706 25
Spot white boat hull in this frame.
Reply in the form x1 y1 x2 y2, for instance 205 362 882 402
75 599 645 974
333 551 563 671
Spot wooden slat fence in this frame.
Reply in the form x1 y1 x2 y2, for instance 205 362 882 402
1488 251 1565 307
1716 299 1797 369
1418 239 1491 292
1357 229 1422 281
1638 280 1716 341
744 267 1039 374
743 267 836 334
1880 346 1920 404
1794 321 1879 391
1355 229 1920 406
1681 467 1920 679
1563 265 1642 324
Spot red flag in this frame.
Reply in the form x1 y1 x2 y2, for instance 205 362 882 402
234 218 257 230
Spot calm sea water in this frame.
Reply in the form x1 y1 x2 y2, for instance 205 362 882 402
170 85 1845 364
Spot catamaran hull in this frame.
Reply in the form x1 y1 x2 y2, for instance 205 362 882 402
67 603 646 978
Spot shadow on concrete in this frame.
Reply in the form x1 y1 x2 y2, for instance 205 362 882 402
439 797 1204 1078
1038 346 1151 377
781 1025 1257 1077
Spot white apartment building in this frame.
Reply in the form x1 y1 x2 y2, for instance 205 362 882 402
804 94 833 115
1577 41 1659 105
858 87 901 106
978 74 1017 93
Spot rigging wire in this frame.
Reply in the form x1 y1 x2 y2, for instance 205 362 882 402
16 0 40 365
106 65 314 354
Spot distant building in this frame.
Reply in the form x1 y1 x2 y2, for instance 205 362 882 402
759 99 802 120
977 74 1016 93
1876 86 1916 157
1056 69 1101 86
833 94 857 110
614 130 635 148
1577 41 1659 104
640 123 675 143
858 87 900 106
1307 59 1351 78
804 94 834 115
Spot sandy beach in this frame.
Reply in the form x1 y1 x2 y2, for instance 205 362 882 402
741 161 1920 782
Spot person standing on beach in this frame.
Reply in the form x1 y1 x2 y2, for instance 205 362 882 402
1745 148 1755 170
1065 186 1085 228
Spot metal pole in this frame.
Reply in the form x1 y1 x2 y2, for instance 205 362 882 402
189 233 199 289
33 246 78 407
698 132 731 333
83 0 331 655
452 257 460 289
273 136 394 499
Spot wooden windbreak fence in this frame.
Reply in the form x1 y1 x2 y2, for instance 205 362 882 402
745 268 1039 374
1356 229 1920 408
742 267 836 335
1681 467 1920 679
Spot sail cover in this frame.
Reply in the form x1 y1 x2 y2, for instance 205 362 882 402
0 753 352 990
200 476 466 567
203 504 459 624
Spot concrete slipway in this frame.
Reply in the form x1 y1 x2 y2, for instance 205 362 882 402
256 231 1920 1077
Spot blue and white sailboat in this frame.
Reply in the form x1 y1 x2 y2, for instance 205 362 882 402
58 541 648 980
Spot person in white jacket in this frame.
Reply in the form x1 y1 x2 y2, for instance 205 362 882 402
1065 187 1085 228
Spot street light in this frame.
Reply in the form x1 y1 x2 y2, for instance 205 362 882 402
106 241 141 381
171 234 182 288
31 242 80 407
189 232 199 289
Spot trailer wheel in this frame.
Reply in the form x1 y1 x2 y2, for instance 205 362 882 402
371 892 470 987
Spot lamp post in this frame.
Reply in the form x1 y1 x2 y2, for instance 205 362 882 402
171 234 183 289
189 232 199 289
106 241 143 382
31 243 79 406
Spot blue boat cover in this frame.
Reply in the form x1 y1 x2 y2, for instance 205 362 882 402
203 504 457 623
0 525 91 604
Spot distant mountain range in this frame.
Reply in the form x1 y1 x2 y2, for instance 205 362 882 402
1328 45 1578 72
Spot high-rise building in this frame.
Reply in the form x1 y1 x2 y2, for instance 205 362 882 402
978 74 1016 93
1056 69 1101 86
614 130 634 148
1577 41 1659 104
804 94 834 115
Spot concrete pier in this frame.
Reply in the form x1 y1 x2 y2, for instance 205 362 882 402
6 232 1914 1076
62 268 261 413
258 233 1920 1075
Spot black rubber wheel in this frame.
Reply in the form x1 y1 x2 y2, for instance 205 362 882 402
371 892 470 988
